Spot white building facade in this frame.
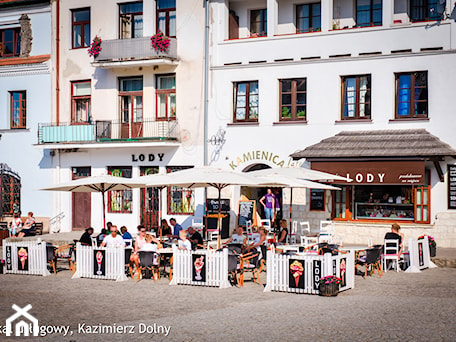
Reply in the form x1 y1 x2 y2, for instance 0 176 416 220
38 0 207 233
207 0 456 246
0 0 52 219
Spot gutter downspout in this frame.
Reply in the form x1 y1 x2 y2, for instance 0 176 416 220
203 0 209 166
56 0 60 125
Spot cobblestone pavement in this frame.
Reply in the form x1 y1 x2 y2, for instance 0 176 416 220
0 267 455 342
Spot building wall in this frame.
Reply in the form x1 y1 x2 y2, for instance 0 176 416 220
0 3 52 218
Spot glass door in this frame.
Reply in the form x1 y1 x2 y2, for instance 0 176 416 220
414 186 430 224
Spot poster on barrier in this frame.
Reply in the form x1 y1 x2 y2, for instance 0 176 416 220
340 258 346 287
312 260 322 291
17 246 29 271
192 254 206 282
289 259 305 289
6 245 12 271
94 249 106 276
418 241 424 267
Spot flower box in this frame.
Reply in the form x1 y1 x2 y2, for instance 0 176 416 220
318 275 341 297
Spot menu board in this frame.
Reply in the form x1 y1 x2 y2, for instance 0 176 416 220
310 189 325 211
238 200 255 227
206 198 230 214
448 165 456 209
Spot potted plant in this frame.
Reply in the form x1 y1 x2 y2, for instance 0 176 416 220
318 275 341 297
151 30 170 53
88 36 102 57
281 107 291 118
418 235 437 257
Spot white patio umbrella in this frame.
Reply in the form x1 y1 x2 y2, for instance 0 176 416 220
148 166 263 248
41 175 145 229
249 166 347 182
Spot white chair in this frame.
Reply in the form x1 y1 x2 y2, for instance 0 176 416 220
91 237 98 247
207 229 219 241
245 220 253 235
288 221 298 244
382 239 400 272
192 217 205 235
259 219 272 233
318 220 334 243
300 235 318 248
299 221 311 236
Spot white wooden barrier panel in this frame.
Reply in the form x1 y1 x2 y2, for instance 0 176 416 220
169 246 231 288
3 241 50 276
405 236 437 273
72 243 128 282
264 250 355 294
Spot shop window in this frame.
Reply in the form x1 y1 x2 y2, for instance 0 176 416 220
279 78 307 121
234 81 259 122
156 74 176 120
415 186 430 224
0 27 21 57
167 166 194 215
119 2 143 39
157 0 176 38
250 9 267 36
296 3 321 33
72 8 90 49
71 81 91 123
395 71 428 119
10 91 26 129
356 0 382 27
341 75 371 120
410 0 441 22
108 167 132 213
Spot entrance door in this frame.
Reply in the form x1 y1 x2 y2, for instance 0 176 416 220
140 167 159 230
120 94 143 139
332 185 352 220
72 167 91 230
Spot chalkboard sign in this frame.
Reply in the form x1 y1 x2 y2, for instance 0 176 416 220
238 200 255 227
448 165 456 209
310 189 325 211
206 198 230 214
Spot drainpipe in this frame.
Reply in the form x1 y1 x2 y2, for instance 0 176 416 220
203 0 210 166
55 0 60 125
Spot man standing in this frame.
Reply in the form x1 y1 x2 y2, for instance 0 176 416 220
259 188 276 221
170 218 183 237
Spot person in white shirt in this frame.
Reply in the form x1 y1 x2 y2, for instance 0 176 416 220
226 226 247 246
140 234 158 252
178 230 192 251
100 225 125 247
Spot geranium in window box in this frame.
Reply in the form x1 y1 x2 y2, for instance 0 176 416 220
87 36 102 57
151 30 170 53
318 275 341 297
418 235 437 257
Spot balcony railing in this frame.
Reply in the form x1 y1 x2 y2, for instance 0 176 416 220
38 119 179 145
93 37 177 64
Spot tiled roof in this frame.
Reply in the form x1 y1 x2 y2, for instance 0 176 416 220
0 54 50 66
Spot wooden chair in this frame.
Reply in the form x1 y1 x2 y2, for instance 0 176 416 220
356 247 383 278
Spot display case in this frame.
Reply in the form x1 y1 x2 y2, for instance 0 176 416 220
355 202 414 221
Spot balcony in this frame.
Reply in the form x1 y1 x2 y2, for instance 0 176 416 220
37 119 180 147
92 37 178 68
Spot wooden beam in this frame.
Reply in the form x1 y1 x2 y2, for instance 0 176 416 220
433 160 444 182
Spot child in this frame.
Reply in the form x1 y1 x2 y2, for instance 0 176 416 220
140 233 158 252
178 230 192 251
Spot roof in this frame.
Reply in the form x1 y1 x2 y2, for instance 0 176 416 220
0 54 50 66
290 129 456 160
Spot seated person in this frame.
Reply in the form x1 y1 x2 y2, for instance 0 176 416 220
226 226 247 246
100 225 125 247
140 233 158 252
277 219 288 245
384 223 403 257
244 227 267 257
160 219 172 237
17 212 36 237
9 212 23 237
170 218 183 238
121 226 132 240
97 228 108 246
188 227 204 250
178 230 192 251
79 227 94 245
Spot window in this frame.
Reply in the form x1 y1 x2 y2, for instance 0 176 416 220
72 8 90 49
410 0 441 22
250 9 267 36
279 78 306 121
10 91 26 129
71 81 91 123
119 2 143 39
296 3 321 33
342 75 371 119
157 0 176 38
234 81 259 122
395 71 428 118
356 0 382 27
119 77 143 138
0 27 21 57
108 167 132 213
156 75 176 120
167 166 195 215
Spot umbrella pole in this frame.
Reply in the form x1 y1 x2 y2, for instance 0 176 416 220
217 187 222 249
102 190 106 229
159 187 163 242
289 187 293 231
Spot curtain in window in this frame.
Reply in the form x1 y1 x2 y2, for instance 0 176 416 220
398 75 411 116
359 77 368 117
344 78 356 117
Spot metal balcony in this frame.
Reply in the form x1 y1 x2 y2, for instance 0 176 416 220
37 119 179 145
92 37 178 68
